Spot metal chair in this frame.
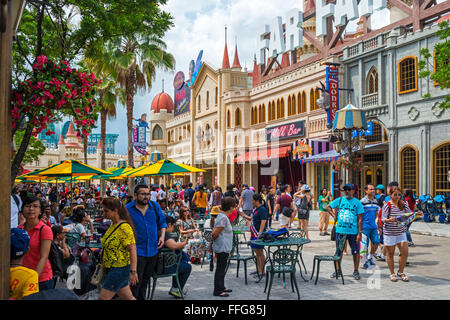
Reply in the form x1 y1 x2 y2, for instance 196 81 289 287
289 230 308 280
225 233 256 285
264 248 300 300
310 233 347 285
150 249 183 300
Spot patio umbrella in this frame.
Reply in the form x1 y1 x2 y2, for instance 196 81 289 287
332 104 368 131
107 166 136 180
125 159 205 177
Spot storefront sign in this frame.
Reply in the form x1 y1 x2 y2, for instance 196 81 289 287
266 120 305 142
174 79 191 117
326 66 339 125
292 139 313 159
173 71 185 90
133 119 149 156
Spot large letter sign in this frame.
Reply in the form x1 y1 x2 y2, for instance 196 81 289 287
316 0 335 37
285 9 303 51
359 0 387 17
269 16 285 58
256 25 270 64
334 0 359 27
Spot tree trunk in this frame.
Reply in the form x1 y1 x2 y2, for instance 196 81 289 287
126 70 136 194
100 107 106 196
36 4 45 57
11 124 33 188
83 135 88 164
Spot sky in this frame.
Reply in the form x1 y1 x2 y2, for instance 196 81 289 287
97 0 392 155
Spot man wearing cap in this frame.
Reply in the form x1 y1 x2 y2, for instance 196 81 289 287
9 228 39 300
327 183 364 280
375 185 386 207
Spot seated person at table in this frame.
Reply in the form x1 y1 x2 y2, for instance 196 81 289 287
177 207 198 241
64 208 94 238
164 216 192 298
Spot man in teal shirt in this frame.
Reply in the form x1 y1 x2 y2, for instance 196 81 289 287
327 184 364 280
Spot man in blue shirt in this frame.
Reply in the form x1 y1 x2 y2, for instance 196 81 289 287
127 184 167 300
327 184 364 280
360 184 381 270
184 182 195 209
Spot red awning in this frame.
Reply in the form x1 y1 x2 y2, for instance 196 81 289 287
234 146 291 163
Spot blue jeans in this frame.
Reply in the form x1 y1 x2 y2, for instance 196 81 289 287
165 252 192 289
39 279 54 291
406 223 413 242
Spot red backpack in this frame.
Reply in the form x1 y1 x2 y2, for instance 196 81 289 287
377 202 391 228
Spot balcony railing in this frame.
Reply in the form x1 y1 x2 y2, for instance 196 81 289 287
362 93 379 108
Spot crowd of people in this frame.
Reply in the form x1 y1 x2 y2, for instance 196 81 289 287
9 177 423 300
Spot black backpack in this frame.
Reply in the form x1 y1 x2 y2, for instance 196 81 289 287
39 225 64 277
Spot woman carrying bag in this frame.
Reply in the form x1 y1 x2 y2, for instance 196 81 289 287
98 198 138 300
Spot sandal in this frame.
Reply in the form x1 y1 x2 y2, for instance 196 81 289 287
390 274 398 282
213 292 229 297
397 272 409 282
223 288 232 293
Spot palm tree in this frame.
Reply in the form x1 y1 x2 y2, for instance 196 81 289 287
110 34 175 191
83 44 125 195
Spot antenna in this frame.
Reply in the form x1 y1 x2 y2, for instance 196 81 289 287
225 25 227 44
162 79 164 93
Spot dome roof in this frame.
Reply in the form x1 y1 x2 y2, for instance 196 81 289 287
151 92 174 113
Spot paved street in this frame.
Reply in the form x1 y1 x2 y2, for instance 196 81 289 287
76 212 450 300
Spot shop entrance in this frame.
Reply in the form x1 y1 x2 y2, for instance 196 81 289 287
363 165 385 188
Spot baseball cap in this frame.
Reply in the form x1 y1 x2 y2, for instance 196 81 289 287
342 184 354 191
301 185 311 191
10 228 30 259
376 184 385 191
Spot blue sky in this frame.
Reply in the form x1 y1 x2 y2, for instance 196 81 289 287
99 0 391 155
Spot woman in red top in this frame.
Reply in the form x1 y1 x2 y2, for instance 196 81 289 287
18 196 54 291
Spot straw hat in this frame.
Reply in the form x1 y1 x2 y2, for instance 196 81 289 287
210 206 221 216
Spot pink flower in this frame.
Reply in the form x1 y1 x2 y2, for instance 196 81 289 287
75 108 81 114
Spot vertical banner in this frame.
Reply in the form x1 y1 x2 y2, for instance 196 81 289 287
326 66 339 126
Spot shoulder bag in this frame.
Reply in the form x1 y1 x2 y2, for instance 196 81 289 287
90 222 125 286
330 197 343 241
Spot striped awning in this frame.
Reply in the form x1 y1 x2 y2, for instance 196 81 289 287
299 149 341 164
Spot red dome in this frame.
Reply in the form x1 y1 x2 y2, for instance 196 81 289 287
151 92 174 113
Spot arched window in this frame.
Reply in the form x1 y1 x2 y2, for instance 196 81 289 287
206 91 210 109
287 96 292 116
432 141 450 195
198 95 201 113
297 93 301 114
168 131 172 143
280 98 285 118
277 99 282 119
301 91 306 113
227 110 231 128
291 95 296 115
398 56 418 94
271 100 276 120
366 66 378 94
310 89 316 111
235 108 242 127
152 125 163 140
366 122 388 144
315 88 321 111
400 146 418 194
251 107 256 125
260 104 266 123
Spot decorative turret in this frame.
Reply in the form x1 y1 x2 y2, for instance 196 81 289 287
232 44 241 70
222 26 231 69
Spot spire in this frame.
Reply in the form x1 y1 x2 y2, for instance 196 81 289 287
222 25 230 69
232 37 241 69
58 134 65 145
66 121 76 137
305 0 315 11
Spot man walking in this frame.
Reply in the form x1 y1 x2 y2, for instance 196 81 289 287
127 184 167 300
327 184 364 280
238 184 254 221
360 184 381 269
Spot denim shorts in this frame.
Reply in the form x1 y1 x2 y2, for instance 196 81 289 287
250 236 264 250
336 233 359 256
363 229 380 245
102 265 130 293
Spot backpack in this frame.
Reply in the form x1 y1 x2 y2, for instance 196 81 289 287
377 202 391 228
259 227 290 242
39 225 64 276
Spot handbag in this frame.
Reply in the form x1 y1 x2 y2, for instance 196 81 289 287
90 222 125 286
331 197 343 241
281 206 293 218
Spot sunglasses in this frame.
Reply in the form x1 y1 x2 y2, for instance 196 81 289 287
392 193 402 197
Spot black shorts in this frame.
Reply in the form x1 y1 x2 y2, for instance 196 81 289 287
297 207 310 220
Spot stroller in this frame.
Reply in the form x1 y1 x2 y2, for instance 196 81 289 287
434 195 448 224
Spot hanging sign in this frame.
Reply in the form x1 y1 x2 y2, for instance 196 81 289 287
326 66 339 126
133 114 149 156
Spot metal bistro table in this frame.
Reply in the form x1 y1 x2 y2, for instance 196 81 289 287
252 237 311 283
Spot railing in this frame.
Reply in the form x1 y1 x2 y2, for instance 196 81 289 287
363 37 378 52
362 93 379 108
